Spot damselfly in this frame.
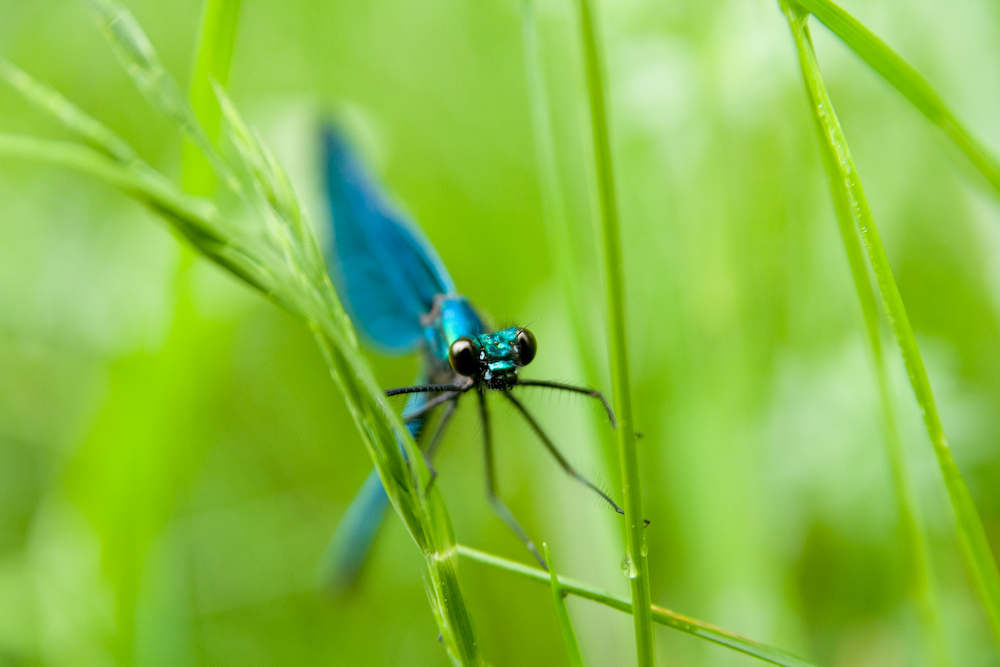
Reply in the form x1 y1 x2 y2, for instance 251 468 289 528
322 129 623 584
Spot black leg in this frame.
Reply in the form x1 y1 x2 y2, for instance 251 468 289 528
425 398 459 462
386 380 473 398
477 389 546 570
419 397 460 494
401 390 461 423
503 390 625 516
514 379 616 427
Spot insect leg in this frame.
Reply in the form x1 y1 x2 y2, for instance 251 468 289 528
387 380 473 397
425 398 460 462
514 379 616 427
419 397 460 494
503 390 625 516
477 389 546 570
401 390 460 423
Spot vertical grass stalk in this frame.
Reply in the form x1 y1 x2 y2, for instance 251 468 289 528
781 1 1000 651
574 0 656 663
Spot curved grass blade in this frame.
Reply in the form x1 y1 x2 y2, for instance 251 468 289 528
1 4 484 659
83 0 239 192
459 545 818 667
543 544 585 667
798 35 952 666
0 58 136 163
824 136 951 665
573 0 655 663
776 8 951 664
780 1 1000 651
794 0 1000 199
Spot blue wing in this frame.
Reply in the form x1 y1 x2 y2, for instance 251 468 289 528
322 129 454 352
322 467 391 591
322 392 427 591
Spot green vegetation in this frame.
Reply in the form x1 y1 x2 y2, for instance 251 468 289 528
1 0 999 664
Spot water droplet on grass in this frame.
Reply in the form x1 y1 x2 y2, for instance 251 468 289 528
620 551 637 579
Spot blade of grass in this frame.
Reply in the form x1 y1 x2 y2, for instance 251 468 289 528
573 0 655 663
780 1 1000 650
183 0 241 194
780 7 951 663
794 0 1000 199
83 0 239 192
543 544 585 667
800 31 951 663
0 132 483 667
0 58 136 163
458 545 818 667
2 5 485 659
0 135 224 251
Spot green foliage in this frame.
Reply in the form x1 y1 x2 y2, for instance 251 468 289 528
2 0 1000 665
2 1 482 663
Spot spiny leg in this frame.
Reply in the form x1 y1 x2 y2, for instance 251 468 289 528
515 379 616 427
503 390 624 516
386 380 473 398
477 388 546 569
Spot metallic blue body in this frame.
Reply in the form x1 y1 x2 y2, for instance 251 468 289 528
322 130 494 587
474 327 525 389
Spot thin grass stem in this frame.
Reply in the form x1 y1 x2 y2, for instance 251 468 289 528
519 0 621 489
543 544 585 667
573 0 655 663
458 545 818 667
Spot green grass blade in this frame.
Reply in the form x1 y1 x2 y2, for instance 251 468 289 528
0 129 483 665
183 0 241 194
459 546 818 667
83 0 238 191
204 88 480 665
780 2 1000 650
542 544 585 667
0 58 136 163
3 4 484 655
801 28 951 664
573 0 655 663
794 0 1000 199
0 133 279 294
784 8 951 664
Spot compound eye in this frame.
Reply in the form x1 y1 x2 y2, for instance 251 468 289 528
516 329 537 366
448 337 480 377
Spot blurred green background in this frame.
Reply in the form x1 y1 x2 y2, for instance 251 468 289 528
2 0 1000 665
